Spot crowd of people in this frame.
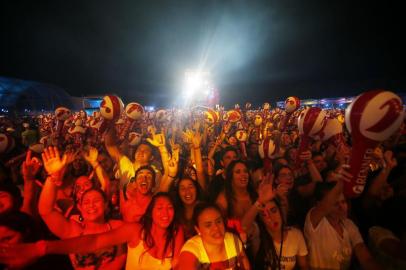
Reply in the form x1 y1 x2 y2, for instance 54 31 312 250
0 97 405 270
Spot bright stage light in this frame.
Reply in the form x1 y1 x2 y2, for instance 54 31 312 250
178 69 219 107
182 70 212 101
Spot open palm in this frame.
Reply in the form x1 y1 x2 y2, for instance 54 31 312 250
41 146 67 175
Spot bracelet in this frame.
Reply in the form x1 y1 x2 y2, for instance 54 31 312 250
168 175 177 178
47 175 62 187
254 200 265 210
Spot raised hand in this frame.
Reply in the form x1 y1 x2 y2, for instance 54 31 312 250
192 120 201 132
82 146 99 166
167 157 179 178
257 173 276 204
182 129 193 145
21 150 42 181
170 142 180 163
299 150 312 161
41 146 67 176
146 130 166 148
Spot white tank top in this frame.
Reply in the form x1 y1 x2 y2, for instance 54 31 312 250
126 240 172 270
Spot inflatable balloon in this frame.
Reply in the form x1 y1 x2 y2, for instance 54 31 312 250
252 114 263 141
258 137 276 172
296 107 327 166
285 96 300 113
320 117 347 149
0 133 15 154
118 102 144 141
125 102 144 121
235 129 248 159
281 96 301 132
204 108 219 125
223 109 241 123
99 95 124 134
100 95 124 121
235 129 248 142
344 90 404 198
258 138 276 159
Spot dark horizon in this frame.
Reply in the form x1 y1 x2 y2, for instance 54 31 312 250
1 1 405 107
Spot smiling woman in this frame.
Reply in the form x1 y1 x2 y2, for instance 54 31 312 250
0 193 184 270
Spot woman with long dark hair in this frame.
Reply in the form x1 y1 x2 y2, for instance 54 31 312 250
172 177 205 240
215 160 257 220
242 178 309 270
0 192 184 270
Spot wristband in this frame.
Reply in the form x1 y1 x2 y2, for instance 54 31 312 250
47 175 62 187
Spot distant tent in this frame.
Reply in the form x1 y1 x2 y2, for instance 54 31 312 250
0 76 80 113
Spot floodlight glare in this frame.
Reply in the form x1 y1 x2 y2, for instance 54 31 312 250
180 69 218 106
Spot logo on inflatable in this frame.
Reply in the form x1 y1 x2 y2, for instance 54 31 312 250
235 130 248 142
297 107 327 138
125 103 144 120
204 109 219 125
223 110 241 123
346 91 404 142
100 95 124 120
344 90 404 197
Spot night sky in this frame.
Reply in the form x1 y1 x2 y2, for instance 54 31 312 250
1 1 405 107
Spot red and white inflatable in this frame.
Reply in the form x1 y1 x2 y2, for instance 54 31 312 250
99 95 124 134
236 129 248 159
223 109 242 123
119 102 144 141
204 108 219 125
258 137 276 173
296 107 327 166
320 117 347 149
281 96 300 131
344 90 404 198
